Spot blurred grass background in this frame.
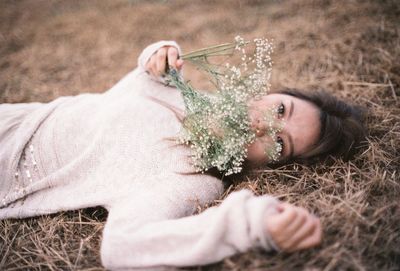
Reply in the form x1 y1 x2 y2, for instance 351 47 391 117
0 0 399 270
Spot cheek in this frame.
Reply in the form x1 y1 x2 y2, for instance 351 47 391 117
248 99 276 124
290 120 321 155
246 138 275 165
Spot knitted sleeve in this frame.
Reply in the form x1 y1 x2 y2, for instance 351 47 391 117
100 189 280 270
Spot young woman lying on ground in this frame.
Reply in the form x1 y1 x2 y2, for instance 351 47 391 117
0 41 365 270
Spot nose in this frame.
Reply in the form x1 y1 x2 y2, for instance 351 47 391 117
251 118 265 137
255 127 265 137
253 118 283 138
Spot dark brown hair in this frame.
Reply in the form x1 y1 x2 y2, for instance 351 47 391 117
150 87 366 179
273 88 366 165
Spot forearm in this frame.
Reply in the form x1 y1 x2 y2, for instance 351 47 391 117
101 190 279 270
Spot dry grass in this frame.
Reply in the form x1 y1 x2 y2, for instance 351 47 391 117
0 0 399 270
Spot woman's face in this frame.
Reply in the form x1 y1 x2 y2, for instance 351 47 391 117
247 93 321 165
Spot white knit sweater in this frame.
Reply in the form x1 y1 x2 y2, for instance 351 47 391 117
0 41 280 270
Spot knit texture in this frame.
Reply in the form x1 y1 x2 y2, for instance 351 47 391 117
0 41 280 270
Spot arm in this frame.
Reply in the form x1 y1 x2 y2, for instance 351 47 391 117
100 189 280 270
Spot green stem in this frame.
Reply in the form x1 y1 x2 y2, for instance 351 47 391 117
181 41 249 60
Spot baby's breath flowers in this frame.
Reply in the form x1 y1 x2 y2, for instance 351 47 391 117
167 36 284 175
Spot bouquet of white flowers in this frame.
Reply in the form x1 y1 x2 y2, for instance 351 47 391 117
167 36 283 176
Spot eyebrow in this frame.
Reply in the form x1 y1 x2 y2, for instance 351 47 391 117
288 100 294 120
286 100 295 158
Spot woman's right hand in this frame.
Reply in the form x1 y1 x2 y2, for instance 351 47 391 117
145 46 184 78
265 202 322 252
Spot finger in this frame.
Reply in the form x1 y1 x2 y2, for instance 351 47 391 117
145 55 153 73
286 215 318 250
281 207 308 242
276 203 285 213
176 59 184 70
145 61 151 74
266 203 298 246
167 47 179 69
275 203 298 229
156 47 168 76
147 56 157 77
293 217 322 251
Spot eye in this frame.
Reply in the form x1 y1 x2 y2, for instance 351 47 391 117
276 136 284 157
277 102 285 117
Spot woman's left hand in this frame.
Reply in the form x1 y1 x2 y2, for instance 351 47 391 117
145 46 184 78
265 202 322 252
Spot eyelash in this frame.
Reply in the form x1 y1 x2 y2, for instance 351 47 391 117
277 103 285 157
276 136 284 157
277 102 285 117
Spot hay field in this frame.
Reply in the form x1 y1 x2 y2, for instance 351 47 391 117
0 0 399 270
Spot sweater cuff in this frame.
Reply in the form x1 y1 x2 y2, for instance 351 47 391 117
246 194 281 252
